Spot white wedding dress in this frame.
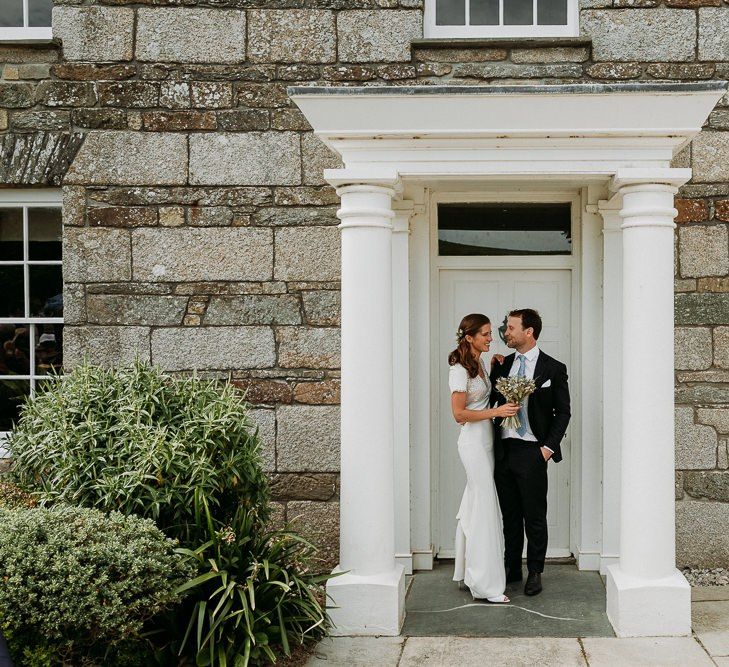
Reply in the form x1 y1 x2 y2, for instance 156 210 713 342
449 357 506 600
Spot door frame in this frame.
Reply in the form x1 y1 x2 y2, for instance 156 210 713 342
409 185 596 568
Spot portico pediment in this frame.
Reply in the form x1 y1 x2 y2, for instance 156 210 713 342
290 82 726 183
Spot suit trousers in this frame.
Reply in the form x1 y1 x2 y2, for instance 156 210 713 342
495 437 548 574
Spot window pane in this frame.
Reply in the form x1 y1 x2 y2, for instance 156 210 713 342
29 265 63 318
438 203 572 256
504 0 533 24
0 379 30 432
471 0 499 24
28 208 62 261
538 0 567 24
0 266 25 318
436 0 466 25
35 324 62 376
0 209 23 261
28 0 53 27
0 325 31 376
0 0 23 27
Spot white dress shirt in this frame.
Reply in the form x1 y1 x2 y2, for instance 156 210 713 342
502 345 547 449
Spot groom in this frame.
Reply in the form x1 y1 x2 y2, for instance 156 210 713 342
490 309 571 597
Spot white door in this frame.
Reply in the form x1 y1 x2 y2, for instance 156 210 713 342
436 268 572 558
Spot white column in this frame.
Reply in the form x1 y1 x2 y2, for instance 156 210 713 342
327 183 405 636
606 178 691 637
393 203 413 575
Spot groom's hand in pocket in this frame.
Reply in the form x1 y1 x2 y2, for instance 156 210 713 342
540 446 553 461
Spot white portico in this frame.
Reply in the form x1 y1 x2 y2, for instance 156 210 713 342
290 82 726 638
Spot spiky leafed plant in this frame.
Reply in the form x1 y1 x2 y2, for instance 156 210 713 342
7 361 270 543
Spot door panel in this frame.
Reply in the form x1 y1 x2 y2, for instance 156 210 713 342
436 269 571 558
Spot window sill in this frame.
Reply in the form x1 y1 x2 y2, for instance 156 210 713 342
412 37 591 50
0 27 54 44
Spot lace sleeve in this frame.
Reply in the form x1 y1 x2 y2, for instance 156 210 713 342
449 364 468 393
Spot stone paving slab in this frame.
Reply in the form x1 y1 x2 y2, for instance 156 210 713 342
692 600 729 657
581 637 714 666
692 586 729 602
402 562 614 638
305 637 404 666
398 637 586 666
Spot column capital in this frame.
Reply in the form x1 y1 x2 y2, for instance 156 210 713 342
392 201 415 234
326 167 402 193
617 182 679 230
609 167 691 193
597 200 622 234
336 183 398 230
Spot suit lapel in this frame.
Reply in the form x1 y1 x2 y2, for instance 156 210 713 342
533 350 548 387
527 350 548 422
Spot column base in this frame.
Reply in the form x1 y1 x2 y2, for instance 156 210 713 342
327 564 406 636
606 565 691 637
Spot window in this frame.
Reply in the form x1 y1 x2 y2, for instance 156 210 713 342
438 202 572 256
425 0 578 38
0 0 53 42
0 190 62 435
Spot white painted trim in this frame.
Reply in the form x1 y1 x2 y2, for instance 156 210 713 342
599 199 623 577
395 553 413 575
577 551 603 572
0 0 52 42
0 27 53 43
0 189 63 446
0 189 62 205
572 186 603 572
407 191 433 573
412 548 435 571
424 0 579 39
393 202 414 580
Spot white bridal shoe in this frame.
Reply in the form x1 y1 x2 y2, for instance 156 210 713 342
485 594 510 604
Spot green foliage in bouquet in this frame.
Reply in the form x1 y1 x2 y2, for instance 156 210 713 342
174 493 331 667
0 505 194 666
7 361 270 542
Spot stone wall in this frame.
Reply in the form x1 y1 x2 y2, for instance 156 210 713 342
0 0 727 568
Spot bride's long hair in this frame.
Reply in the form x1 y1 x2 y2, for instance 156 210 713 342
448 313 491 379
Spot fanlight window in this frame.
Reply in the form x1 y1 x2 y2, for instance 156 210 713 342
426 0 578 38
438 202 572 256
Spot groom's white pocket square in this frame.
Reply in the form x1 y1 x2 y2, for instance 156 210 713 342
541 379 552 388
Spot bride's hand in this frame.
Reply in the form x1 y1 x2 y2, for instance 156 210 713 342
495 402 519 418
490 354 505 368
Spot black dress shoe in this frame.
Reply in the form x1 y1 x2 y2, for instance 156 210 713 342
505 564 523 583
524 571 542 596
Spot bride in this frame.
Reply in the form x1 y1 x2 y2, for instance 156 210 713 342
448 313 519 603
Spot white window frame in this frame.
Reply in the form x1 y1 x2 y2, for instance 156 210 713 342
0 188 62 450
424 0 579 39
0 0 53 43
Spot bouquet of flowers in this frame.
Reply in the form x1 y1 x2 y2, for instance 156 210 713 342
495 375 537 431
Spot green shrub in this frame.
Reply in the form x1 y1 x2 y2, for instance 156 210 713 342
8 361 269 542
175 496 331 666
0 505 195 666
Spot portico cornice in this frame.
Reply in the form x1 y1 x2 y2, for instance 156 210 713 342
290 82 727 183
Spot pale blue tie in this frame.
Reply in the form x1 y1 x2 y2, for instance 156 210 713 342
516 354 528 437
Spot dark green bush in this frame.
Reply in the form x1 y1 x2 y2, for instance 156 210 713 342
8 361 270 542
0 505 195 666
